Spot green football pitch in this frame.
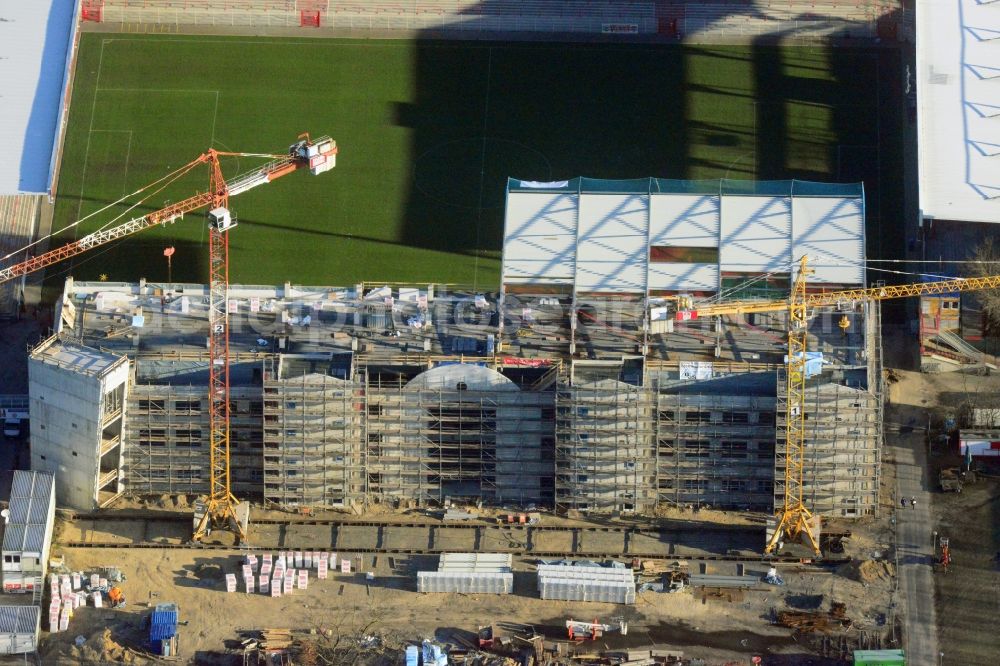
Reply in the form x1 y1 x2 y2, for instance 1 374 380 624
50 34 902 289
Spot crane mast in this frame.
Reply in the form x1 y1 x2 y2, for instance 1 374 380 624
673 257 1000 555
768 257 819 554
196 151 241 542
0 134 337 545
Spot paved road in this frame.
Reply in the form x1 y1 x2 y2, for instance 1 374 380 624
894 429 940 665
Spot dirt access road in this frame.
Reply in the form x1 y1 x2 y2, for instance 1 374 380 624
888 369 1000 666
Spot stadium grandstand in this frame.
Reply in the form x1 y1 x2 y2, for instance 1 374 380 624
89 0 906 40
917 0 1000 224
0 0 77 194
912 0 1000 365
0 0 79 317
28 177 882 519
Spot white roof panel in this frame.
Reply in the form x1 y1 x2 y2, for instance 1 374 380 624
2 471 53 556
502 192 578 284
575 194 648 292
917 0 1000 223
0 605 40 635
791 197 865 285
503 181 865 294
438 552 512 573
648 263 719 292
649 194 720 247
0 0 77 194
719 196 792 273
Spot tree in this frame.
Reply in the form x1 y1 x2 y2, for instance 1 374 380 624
966 237 1000 335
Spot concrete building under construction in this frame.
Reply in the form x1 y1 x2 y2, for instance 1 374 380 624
27 179 882 519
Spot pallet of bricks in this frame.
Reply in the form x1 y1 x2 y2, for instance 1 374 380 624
225 551 345 597
47 573 88 633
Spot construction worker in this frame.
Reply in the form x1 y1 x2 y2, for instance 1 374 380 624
108 586 126 609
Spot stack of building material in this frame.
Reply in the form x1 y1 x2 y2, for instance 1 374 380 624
417 553 513 594
0 606 40 654
259 629 293 650
778 602 851 632
687 574 760 589
537 564 636 604
47 598 59 632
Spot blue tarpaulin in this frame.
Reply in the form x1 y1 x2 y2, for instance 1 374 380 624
785 351 826 378
149 603 178 642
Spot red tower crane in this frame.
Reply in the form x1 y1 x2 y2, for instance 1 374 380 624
1 134 337 543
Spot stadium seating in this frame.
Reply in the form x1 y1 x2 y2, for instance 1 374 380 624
0 195 41 317
98 0 903 37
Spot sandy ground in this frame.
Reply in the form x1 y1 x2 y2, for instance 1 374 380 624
37 426 901 665
36 534 896 666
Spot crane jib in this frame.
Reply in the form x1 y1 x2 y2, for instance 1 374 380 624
675 275 1000 320
0 137 339 290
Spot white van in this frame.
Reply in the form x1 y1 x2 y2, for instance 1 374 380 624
3 418 22 438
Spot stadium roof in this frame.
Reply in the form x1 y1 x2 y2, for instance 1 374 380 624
502 178 865 294
917 0 1000 224
0 0 77 194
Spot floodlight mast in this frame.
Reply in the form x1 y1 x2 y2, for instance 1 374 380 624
0 134 337 544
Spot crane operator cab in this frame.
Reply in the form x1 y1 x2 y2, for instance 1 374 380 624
207 207 237 232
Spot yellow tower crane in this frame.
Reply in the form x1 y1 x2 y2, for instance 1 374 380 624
674 257 1000 555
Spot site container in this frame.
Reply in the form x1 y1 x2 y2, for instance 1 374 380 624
0 605 40 654
853 649 905 666
1 471 55 594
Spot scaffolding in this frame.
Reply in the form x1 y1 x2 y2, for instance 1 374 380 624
27 262 895 521
363 365 555 507
125 383 261 499
555 363 657 514
772 303 882 519
262 356 364 509
654 390 777 511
